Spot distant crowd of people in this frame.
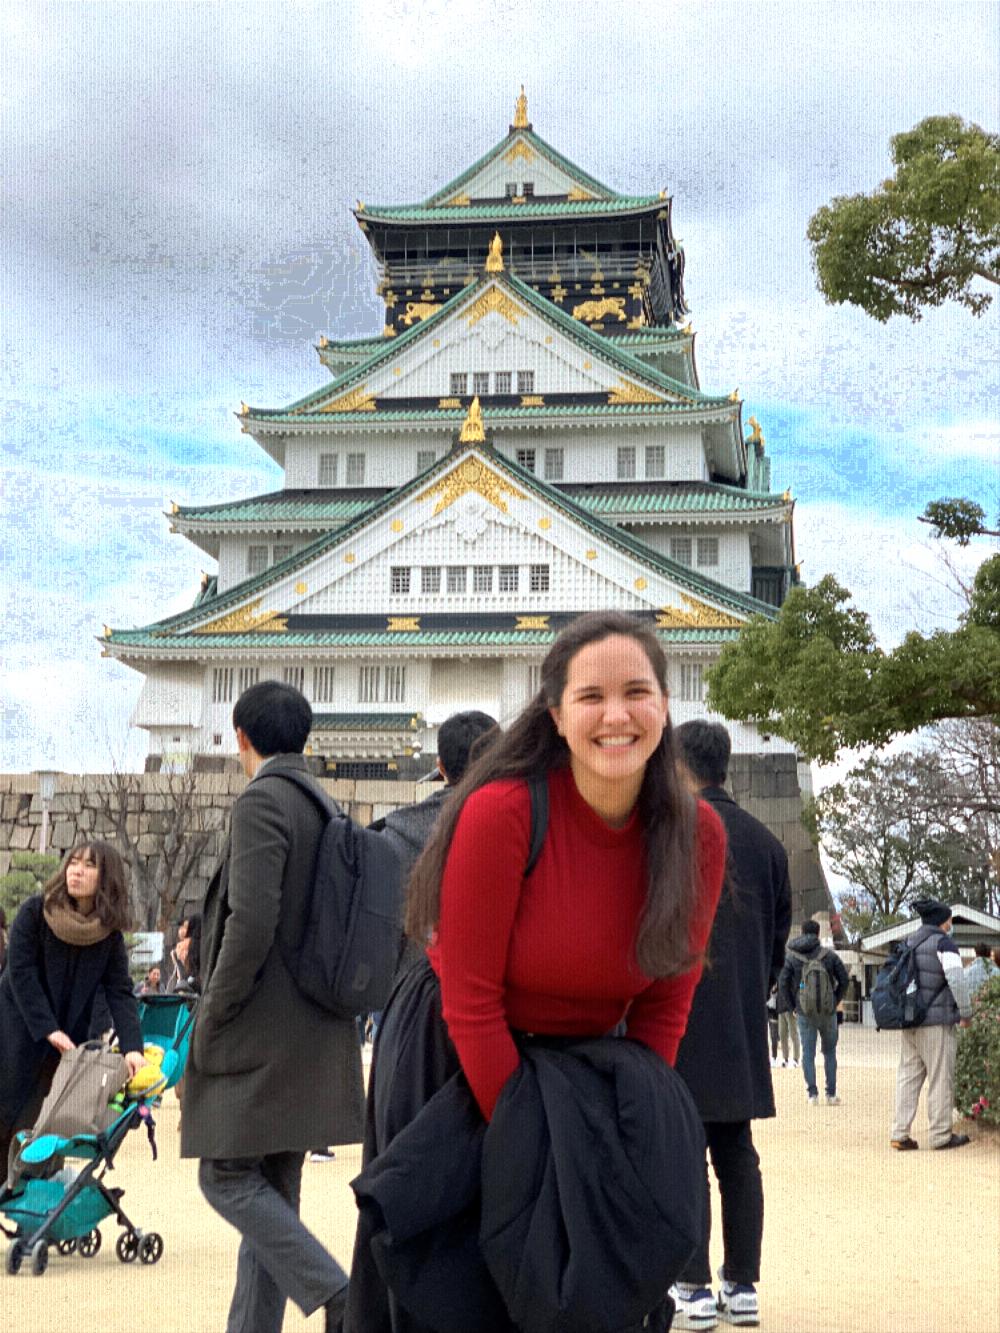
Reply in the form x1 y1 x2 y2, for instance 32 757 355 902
0 607 996 1333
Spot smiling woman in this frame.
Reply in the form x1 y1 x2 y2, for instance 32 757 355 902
343 610 727 1332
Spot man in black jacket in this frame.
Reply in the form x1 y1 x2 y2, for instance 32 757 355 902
671 721 791 1331
779 919 850 1107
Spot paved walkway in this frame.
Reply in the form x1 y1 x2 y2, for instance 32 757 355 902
5 1026 999 1332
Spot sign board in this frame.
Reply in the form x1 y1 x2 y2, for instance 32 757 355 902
129 931 164 966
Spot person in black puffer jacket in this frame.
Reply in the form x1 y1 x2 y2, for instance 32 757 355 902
778 921 849 1106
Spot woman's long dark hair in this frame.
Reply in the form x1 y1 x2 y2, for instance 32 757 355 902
42 840 132 932
406 611 702 978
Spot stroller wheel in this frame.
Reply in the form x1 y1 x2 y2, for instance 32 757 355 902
138 1232 163 1265
78 1229 102 1258
56 1239 78 1256
30 1240 49 1277
115 1232 139 1264
6 1239 26 1275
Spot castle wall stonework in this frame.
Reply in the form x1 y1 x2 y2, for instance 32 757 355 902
0 761 831 925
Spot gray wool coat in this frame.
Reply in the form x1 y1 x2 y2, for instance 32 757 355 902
180 754 365 1160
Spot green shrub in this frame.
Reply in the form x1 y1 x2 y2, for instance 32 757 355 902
0 853 60 917
955 972 1000 1126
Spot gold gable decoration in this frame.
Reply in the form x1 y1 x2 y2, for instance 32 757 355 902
444 193 471 207
193 599 288 635
567 185 594 201
459 395 486 443
485 232 505 273
515 615 549 630
607 379 664 405
504 140 536 164
512 85 529 129
656 596 743 630
466 287 523 327
416 456 527 516
387 617 421 632
310 385 376 413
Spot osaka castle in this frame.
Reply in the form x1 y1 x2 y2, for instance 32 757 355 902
105 90 798 784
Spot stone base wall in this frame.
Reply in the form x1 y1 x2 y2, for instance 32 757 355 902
0 759 832 925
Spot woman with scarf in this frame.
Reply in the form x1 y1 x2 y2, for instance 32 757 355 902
0 841 145 1166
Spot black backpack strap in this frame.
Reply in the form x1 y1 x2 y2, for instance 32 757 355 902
525 775 549 877
256 768 340 821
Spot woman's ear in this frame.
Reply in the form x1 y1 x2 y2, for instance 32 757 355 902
548 706 563 737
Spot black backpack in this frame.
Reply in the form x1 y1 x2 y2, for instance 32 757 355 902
871 940 946 1031
263 770 404 1019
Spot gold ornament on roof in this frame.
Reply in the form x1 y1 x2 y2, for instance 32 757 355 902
607 379 664 405
318 335 329 348
747 416 764 446
102 624 112 639
566 185 594 201
466 287 523 327
728 388 740 402
656 596 743 630
239 402 249 415
416 456 527 516
515 615 549 630
682 322 693 335
444 193 471 206
316 385 376 413
504 140 536 164
194 599 288 635
388 616 421 632
459 396 486 443
400 301 439 325
572 296 626 323
485 232 505 273
513 86 529 129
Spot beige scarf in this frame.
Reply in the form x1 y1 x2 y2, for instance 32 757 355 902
43 900 113 947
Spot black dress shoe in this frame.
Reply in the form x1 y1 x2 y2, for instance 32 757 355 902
934 1133 970 1149
891 1136 919 1151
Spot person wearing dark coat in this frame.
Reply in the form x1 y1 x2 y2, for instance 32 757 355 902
0 841 145 1168
671 721 791 1332
180 682 364 1333
779 920 850 1105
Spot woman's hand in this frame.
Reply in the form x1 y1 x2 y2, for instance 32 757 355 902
47 1030 76 1054
124 1051 147 1077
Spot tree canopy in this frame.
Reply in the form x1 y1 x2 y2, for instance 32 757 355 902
807 115 1000 321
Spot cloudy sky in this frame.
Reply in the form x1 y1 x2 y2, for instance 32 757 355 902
2 0 997 773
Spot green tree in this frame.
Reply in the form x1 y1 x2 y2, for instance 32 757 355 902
807 115 1000 321
0 851 61 917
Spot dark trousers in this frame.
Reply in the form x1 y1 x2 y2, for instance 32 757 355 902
678 1120 763 1288
199 1151 347 1333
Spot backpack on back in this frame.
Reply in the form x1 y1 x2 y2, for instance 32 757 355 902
871 940 946 1031
791 948 835 1020
263 770 403 1020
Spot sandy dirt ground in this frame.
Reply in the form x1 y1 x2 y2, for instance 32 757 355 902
4 1027 998 1333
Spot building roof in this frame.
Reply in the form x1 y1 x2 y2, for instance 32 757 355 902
860 904 1000 953
422 126 619 206
359 196 666 225
311 712 422 731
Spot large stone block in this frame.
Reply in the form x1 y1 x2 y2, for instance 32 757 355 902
10 825 34 850
742 797 804 828
0 851 11 877
349 803 373 826
50 822 76 850
371 803 398 825
137 835 160 857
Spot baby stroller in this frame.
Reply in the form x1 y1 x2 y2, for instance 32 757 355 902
1 990 197 1277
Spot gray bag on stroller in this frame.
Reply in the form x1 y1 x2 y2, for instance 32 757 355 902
7 1043 128 1190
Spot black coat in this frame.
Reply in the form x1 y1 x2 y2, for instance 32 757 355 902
0 895 142 1129
778 933 850 1015
352 1036 704 1333
674 787 791 1122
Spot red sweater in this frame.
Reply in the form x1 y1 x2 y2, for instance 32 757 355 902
428 766 726 1119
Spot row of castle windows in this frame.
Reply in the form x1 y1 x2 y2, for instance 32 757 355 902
211 664 406 706
390 563 550 596
450 371 535 397
313 443 673 488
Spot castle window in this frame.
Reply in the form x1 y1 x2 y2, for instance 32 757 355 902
237 667 259 695
697 537 719 567
530 563 550 593
516 370 535 393
617 446 636 480
247 545 268 575
416 450 436 472
522 182 534 197
543 447 564 480
645 445 665 478
358 666 381 703
473 372 490 396
679 663 705 702
473 565 493 593
670 537 693 566
312 666 335 702
494 371 512 394
284 666 305 693
515 448 536 473
273 544 293 564
499 564 519 593
446 565 467 594
505 182 517 197
383 665 406 703
212 667 234 703
346 452 366 485
318 452 339 486
421 566 441 594
450 372 468 395
213 733 223 746
390 566 411 595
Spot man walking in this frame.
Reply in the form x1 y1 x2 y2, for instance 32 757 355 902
891 897 973 1151
670 721 791 1330
965 940 999 998
779 919 849 1106
181 682 364 1333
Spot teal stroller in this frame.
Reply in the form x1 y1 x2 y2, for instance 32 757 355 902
1 991 196 1276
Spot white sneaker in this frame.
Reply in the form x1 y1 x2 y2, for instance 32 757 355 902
769 1056 778 1068
717 1269 759 1327
826 1094 841 1106
307 1149 336 1163
670 1284 718 1329
807 1094 819 1105
788 1059 798 1069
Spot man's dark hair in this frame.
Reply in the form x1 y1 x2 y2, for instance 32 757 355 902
674 719 731 788
974 941 991 959
801 919 821 936
233 681 312 757
437 710 498 784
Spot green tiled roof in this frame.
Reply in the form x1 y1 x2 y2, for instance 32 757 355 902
106 627 743 650
362 196 663 223
247 272 732 422
422 128 618 207
249 401 731 427
569 485 789 516
312 713 421 731
175 491 387 524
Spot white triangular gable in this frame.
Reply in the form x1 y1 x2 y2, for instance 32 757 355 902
185 450 749 631
432 135 607 205
313 282 682 408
